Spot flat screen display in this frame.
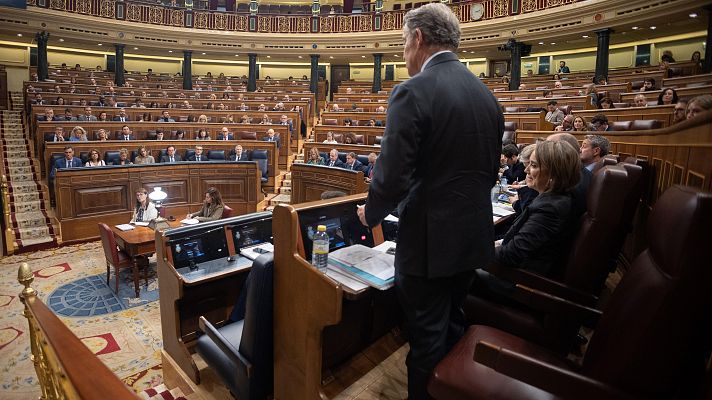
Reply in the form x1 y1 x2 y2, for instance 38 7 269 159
299 201 374 261
170 227 227 269
230 217 273 249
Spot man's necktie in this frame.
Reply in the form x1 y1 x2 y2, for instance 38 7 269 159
330 161 334 167
66 161 70 168
197 156 200 161
170 157 174 163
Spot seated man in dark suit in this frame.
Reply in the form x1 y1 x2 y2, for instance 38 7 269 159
188 145 207 162
279 114 294 136
326 149 345 168
77 106 97 121
50 145 83 178
37 108 60 121
342 152 363 171
112 108 131 122
160 145 183 163
61 108 76 121
158 110 175 122
119 125 135 141
501 143 526 184
46 126 66 142
262 128 280 149
217 126 234 140
230 144 248 161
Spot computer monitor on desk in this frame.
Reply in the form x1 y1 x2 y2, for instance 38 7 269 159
298 201 374 261
228 216 273 250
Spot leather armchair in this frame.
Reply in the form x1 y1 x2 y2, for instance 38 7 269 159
430 185 712 400
464 163 645 353
197 254 274 400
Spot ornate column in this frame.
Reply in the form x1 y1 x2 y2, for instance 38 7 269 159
509 40 522 91
248 53 257 92
372 53 383 93
182 50 192 90
36 31 49 81
114 44 125 86
310 54 319 94
594 28 613 81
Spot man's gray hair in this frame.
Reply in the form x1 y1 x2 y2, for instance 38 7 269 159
547 132 580 154
585 134 610 157
403 3 460 50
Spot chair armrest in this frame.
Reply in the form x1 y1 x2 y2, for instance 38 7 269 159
474 341 634 400
198 316 253 378
510 285 602 328
485 262 598 307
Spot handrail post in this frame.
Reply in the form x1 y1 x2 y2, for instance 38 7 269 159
1 175 15 255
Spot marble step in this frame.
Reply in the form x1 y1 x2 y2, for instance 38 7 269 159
279 186 292 195
269 193 291 206
282 179 291 187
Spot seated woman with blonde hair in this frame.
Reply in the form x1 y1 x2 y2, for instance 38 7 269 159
186 187 224 222
197 114 209 123
130 188 158 223
134 146 155 164
306 147 325 165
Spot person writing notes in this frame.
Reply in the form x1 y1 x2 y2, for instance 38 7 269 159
130 188 158 223
185 187 224 222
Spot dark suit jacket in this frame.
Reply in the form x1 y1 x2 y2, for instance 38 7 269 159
113 116 131 122
230 152 248 161
503 160 526 183
262 136 280 149
118 135 135 141
217 133 234 140
50 157 83 178
365 51 502 278
343 160 363 171
160 154 183 163
496 191 577 277
325 158 344 168
188 154 207 162
37 115 60 121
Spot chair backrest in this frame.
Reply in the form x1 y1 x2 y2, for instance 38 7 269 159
222 205 234 219
323 118 338 125
354 134 364 144
610 121 632 131
562 164 636 294
104 151 120 165
207 150 225 160
582 186 712 398
374 135 382 145
630 119 662 130
238 254 274 399
98 223 120 265
238 131 257 140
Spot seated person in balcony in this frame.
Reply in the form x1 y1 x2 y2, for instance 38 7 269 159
553 114 574 132
97 111 110 122
217 127 233 140
32 93 45 105
343 152 363 171
196 129 211 140
640 77 657 92
580 134 610 172
158 110 175 122
130 188 158 223
119 125 135 141
326 149 345 168
96 129 108 141
186 187 224 222
544 100 565 126
473 140 581 299
323 131 338 144
55 97 66 106
61 108 76 121
557 60 570 73
344 132 358 144
96 96 107 107
160 145 182 163
331 103 341 112
306 147 325 165
134 146 155 164
657 87 679 105
38 107 59 121
263 128 280 148
50 145 82 178
672 99 688 124
590 114 612 132
231 144 247 161
633 93 649 107
598 97 615 109
114 148 133 166
279 114 294 135
113 108 130 122
79 147 104 167
69 126 88 141
154 129 165 141
259 114 272 124
257 104 266 111
77 106 97 121
188 145 207 162
501 144 526 183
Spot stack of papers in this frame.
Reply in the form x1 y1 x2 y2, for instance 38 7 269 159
133 221 149 227
328 244 395 290
240 243 274 260
115 224 135 231
181 218 200 225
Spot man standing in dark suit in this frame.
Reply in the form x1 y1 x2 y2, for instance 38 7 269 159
50 145 83 178
356 4 502 399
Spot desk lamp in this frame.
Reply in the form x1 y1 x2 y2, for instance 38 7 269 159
148 187 171 231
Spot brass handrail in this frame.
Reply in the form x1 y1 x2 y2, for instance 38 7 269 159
18 263 141 400
1 174 16 255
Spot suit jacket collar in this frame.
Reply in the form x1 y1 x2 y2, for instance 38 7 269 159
422 51 458 71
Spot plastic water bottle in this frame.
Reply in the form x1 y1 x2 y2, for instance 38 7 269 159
491 184 500 203
311 225 329 272
500 177 508 188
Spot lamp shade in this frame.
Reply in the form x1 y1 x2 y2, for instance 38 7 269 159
148 187 168 202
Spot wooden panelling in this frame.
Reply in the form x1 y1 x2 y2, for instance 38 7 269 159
620 85 712 104
573 105 675 127
303 142 381 158
313 126 385 145
290 164 367 204
499 95 595 112
54 162 262 243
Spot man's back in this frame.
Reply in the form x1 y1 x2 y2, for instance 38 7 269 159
368 52 502 277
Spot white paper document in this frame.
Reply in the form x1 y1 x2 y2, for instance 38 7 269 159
181 218 200 225
330 244 395 282
115 224 135 231
240 243 275 260
133 221 149 227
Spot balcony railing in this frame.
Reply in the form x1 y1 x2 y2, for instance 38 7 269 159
26 0 579 33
